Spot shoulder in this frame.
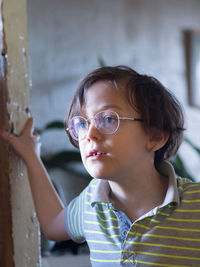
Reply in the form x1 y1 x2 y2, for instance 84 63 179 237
177 177 200 201
74 178 99 203
177 177 200 190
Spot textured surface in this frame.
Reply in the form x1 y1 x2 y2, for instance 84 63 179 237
2 0 41 266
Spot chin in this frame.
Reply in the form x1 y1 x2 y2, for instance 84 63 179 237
84 161 114 180
88 172 106 179
86 168 108 180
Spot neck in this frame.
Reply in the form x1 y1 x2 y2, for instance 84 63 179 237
108 164 169 222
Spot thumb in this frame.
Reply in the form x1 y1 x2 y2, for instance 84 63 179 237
22 117 34 135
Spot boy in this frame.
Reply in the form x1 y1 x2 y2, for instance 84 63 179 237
1 65 200 266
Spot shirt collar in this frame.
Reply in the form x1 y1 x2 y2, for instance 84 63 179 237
90 161 180 207
157 161 180 206
90 179 111 206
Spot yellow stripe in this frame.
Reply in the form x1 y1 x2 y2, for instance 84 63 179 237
84 220 119 230
94 202 108 208
90 258 121 263
182 199 200 203
147 218 160 223
129 230 136 235
94 205 116 214
87 239 121 246
136 232 200 242
85 211 118 222
78 194 82 234
89 184 96 187
85 201 109 207
90 257 190 266
90 247 200 255
134 260 189 267
167 204 177 208
86 206 119 215
155 225 200 232
186 183 200 188
157 211 170 216
125 241 200 252
166 218 200 222
134 223 151 230
185 190 200 194
85 229 120 238
175 209 200 212
91 249 121 253
69 202 76 234
134 251 200 261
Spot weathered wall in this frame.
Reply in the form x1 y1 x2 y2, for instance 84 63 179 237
27 0 200 179
2 0 41 266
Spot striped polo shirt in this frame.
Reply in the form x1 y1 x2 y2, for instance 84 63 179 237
65 161 200 266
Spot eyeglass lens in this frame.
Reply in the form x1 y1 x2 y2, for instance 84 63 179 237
69 110 119 140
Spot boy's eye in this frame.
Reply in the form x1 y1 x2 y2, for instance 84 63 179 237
79 120 87 129
104 116 114 124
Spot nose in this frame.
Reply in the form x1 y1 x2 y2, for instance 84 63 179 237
86 120 102 142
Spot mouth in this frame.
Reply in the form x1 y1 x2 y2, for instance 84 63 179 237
87 150 107 159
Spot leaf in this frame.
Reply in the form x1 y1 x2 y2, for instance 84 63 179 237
41 150 91 181
184 137 200 155
171 155 195 181
44 121 64 130
98 56 107 67
42 150 81 167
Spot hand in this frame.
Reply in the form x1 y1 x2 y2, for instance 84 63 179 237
0 118 41 163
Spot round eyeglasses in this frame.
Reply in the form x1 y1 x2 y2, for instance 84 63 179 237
66 110 144 141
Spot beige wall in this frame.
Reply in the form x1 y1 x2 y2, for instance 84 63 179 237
27 0 200 178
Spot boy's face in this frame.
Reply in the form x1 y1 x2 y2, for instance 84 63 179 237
79 80 154 182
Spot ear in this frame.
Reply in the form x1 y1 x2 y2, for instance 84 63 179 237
146 130 169 152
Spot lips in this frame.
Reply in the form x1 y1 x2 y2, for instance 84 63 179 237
87 150 107 158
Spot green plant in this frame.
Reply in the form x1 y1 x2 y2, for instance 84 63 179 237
171 137 200 182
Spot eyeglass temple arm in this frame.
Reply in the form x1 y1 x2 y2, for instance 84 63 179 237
119 117 144 122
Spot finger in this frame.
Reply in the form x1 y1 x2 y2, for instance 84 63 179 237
22 117 34 135
33 131 40 140
0 130 17 143
33 130 39 136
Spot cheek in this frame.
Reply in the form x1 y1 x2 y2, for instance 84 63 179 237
118 130 148 154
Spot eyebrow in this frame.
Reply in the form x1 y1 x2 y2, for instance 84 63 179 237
80 104 123 118
99 104 123 111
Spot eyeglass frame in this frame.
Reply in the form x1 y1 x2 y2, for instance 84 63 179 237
66 110 144 141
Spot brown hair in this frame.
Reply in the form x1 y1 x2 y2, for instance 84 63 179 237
66 65 185 168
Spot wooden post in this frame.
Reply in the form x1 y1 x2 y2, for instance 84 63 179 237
0 3 14 266
0 0 41 266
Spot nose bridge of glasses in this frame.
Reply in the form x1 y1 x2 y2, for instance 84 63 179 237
84 116 97 134
86 116 96 128
85 115 106 142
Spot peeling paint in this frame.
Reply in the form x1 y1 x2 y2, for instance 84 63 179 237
25 232 30 240
7 102 32 119
29 78 32 87
2 0 41 266
19 35 24 40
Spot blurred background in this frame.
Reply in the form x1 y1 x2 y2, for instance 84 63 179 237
26 0 200 265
